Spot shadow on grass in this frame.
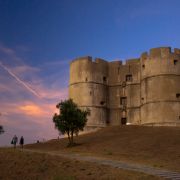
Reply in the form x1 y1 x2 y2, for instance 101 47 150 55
66 143 83 148
53 175 75 180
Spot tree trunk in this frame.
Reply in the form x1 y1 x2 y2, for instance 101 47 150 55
71 131 74 145
67 131 71 145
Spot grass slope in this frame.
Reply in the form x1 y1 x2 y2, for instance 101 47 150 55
26 125 180 172
0 148 160 180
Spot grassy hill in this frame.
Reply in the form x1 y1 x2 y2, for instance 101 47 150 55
0 148 160 180
26 125 180 172
1 125 180 179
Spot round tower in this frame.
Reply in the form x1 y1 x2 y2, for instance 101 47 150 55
69 56 108 129
140 47 180 125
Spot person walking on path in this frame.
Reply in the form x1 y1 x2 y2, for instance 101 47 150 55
19 136 24 148
11 135 18 149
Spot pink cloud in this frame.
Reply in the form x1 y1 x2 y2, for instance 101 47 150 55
17 101 59 118
11 65 40 76
38 87 68 100
0 83 11 93
0 44 15 55
19 104 45 116
0 101 57 139
0 44 68 146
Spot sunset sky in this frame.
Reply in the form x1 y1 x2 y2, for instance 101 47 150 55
0 0 180 146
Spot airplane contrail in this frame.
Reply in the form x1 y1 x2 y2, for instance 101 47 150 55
0 62 41 98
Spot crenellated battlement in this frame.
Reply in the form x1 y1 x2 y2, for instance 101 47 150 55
95 58 108 64
108 59 140 68
174 48 180 55
150 47 171 58
71 47 180 66
125 58 140 65
71 56 108 65
108 60 122 65
141 47 180 60
70 56 92 64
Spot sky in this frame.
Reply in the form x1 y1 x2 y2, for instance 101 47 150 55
0 0 180 146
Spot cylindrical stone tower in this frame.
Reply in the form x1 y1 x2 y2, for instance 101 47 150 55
140 47 180 125
69 56 108 129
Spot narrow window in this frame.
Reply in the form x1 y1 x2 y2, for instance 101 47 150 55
121 118 127 125
122 81 126 87
141 97 144 100
174 60 178 65
120 97 127 105
90 91 92 96
85 77 88 82
100 101 105 105
126 74 132 82
121 105 126 111
118 67 120 74
142 64 145 68
176 93 180 98
103 76 107 83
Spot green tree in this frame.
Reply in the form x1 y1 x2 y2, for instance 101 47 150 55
0 125 4 134
53 99 90 146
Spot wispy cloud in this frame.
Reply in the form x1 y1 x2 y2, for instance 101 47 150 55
0 43 23 65
0 43 68 146
19 104 45 116
0 44 15 55
11 65 40 76
36 86 68 100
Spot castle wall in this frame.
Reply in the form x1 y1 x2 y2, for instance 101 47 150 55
69 56 108 127
126 84 141 124
69 47 180 128
108 59 141 125
108 61 122 125
140 47 180 125
124 60 141 124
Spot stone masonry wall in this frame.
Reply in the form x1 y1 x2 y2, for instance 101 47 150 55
69 47 180 128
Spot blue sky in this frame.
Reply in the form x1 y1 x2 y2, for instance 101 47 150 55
0 0 180 146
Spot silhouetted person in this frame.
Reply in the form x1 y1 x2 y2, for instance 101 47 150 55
11 135 18 149
19 136 24 148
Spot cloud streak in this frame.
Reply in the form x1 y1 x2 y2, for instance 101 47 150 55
0 62 41 98
0 44 15 55
0 43 68 146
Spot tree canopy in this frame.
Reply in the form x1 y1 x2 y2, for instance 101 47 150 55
53 99 90 146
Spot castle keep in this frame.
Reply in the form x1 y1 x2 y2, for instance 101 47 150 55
69 47 180 128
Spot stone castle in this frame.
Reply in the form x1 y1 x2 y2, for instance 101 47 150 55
69 47 180 128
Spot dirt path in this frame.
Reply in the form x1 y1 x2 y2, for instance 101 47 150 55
24 149 180 180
